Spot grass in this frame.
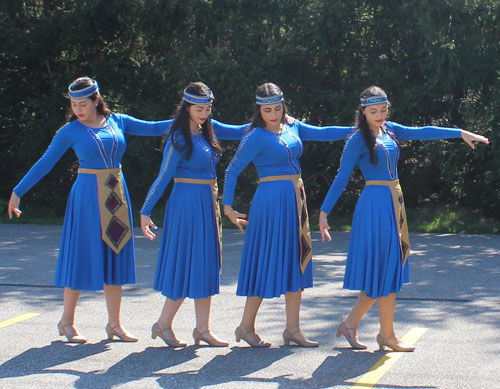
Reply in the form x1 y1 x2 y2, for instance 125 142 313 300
1 204 499 235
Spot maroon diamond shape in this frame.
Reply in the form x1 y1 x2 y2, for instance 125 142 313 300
105 174 118 190
106 216 129 248
105 191 122 214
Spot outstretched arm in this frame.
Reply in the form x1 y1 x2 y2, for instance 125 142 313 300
119 114 173 136
297 121 355 141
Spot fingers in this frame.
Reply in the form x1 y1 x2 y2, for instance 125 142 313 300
140 215 157 240
321 228 332 243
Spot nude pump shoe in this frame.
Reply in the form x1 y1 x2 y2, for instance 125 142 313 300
192 328 229 347
336 321 367 349
282 329 319 347
376 333 415 352
57 321 87 343
151 322 187 347
235 326 271 347
106 323 138 342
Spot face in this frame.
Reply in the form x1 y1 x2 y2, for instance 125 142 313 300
188 104 212 128
71 97 98 123
363 103 388 131
260 102 283 129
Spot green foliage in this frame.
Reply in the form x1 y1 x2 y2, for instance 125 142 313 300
1 0 499 222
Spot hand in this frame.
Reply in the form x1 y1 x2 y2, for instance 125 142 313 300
284 114 295 125
141 214 158 240
319 211 332 242
8 192 22 219
461 130 489 150
224 205 248 232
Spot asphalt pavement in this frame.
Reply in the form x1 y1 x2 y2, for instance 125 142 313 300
0 223 499 388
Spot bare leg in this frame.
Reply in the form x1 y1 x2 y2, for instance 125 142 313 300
61 287 80 326
285 290 301 333
377 293 396 338
239 296 263 333
104 284 137 341
158 297 185 329
194 297 211 333
104 284 122 328
193 297 228 346
344 291 376 330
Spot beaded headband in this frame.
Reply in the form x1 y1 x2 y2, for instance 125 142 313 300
68 79 99 99
360 95 388 107
256 92 284 106
183 88 214 105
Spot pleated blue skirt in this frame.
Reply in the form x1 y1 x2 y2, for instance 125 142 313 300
154 182 220 300
55 173 136 290
344 185 410 298
237 180 313 298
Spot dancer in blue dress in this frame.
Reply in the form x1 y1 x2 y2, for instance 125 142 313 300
223 82 354 347
319 85 489 351
8 77 173 343
140 82 250 347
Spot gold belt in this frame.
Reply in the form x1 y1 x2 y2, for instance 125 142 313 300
173 178 222 267
259 174 312 274
78 168 131 253
366 180 410 264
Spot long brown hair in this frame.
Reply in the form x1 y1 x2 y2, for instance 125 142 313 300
65 77 111 122
167 82 222 160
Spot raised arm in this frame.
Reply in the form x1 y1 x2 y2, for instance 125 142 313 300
119 114 173 137
211 119 250 140
296 121 355 141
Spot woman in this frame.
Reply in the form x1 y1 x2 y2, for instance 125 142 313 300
319 85 489 351
8 76 173 343
140 82 250 347
223 82 354 347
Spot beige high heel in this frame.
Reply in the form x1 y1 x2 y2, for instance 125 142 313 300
151 322 187 347
106 323 138 342
376 333 415 352
235 326 271 347
282 329 319 347
57 321 87 343
336 321 367 349
192 328 229 347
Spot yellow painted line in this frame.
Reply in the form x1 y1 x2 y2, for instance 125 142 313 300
0 312 40 329
352 327 428 388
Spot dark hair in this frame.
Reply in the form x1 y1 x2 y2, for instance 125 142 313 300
166 82 221 160
250 82 287 129
65 77 111 122
355 85 391 164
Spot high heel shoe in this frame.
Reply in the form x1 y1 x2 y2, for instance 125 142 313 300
282 329 319 347
376 333 415 352
235 326 271 347
192 328 229 347
57 321 87 343
106 323 138 342
336 321 367 349
151 322 187 347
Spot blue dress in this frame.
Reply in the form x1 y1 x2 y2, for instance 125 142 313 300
320 121 462 298
223 121 354 298
140 120 247 300
13 114 172 290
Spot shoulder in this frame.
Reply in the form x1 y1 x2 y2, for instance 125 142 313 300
55 120 80 139
346 130 364 145
170 129 188 149
384 121 403 130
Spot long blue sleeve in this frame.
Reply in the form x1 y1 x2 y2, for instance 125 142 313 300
211 119 249 140
387 121 462 140
297 121 354 141
118 114 173 136
140 136 183 216
13 125 74 197
320 133 364 214
223 129 263 206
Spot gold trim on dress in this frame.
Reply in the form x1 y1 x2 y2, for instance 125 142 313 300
78 168 132 254
173 178 222 268
259 174 312 274
366 180 410 264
